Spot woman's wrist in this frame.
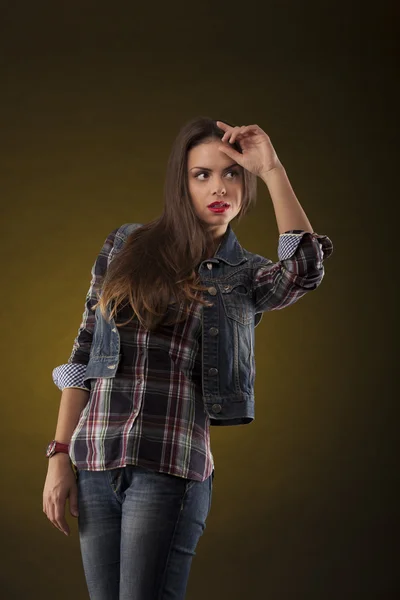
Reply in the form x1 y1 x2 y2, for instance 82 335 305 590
49 452 71 463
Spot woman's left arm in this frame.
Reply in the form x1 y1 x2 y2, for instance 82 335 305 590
216 121 333 313
260 164 314 235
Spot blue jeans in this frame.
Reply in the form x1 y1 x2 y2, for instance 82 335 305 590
76 465 214 599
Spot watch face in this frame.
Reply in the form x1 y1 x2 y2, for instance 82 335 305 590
46 440 57 458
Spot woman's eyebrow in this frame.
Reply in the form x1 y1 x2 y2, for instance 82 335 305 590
190 163 239 172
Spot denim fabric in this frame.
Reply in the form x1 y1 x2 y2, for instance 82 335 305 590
79 223 333 426
77 465 214 599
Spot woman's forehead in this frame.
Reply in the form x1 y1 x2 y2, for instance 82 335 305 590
188 141 239 170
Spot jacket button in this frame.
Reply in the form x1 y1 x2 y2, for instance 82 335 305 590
209 327 219 336
208 368 218 376
212 403 222 413
208 286 217 296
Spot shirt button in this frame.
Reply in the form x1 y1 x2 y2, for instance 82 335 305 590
209 327 219 336
208 286 217 296
208 368 218 376
212 403 222 413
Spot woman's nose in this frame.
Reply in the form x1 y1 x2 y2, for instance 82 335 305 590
214 183 226 195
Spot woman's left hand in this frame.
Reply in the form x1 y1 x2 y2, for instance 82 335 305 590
216 121 282 177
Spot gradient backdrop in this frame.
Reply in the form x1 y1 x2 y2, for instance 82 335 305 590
0 1 397 599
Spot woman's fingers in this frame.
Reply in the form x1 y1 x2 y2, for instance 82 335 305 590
220 124 258 145
44 493 70 535
54 498 70 535
228 126 246 144
221 126 239 143
69 483 79 518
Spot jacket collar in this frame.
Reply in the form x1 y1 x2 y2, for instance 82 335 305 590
212 223 248 266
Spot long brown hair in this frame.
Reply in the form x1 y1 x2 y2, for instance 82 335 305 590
93 116 258 331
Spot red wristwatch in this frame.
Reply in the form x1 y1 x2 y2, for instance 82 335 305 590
46 440 70 458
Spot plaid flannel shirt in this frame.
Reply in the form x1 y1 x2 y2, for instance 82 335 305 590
52 228 333 481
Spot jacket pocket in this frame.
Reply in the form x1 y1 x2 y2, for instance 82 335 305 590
220 282 253 325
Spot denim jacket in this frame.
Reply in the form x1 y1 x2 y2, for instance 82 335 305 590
80 222 333 425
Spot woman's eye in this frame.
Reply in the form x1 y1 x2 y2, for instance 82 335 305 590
195 171 238 180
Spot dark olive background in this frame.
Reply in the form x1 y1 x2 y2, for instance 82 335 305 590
0 1 397 598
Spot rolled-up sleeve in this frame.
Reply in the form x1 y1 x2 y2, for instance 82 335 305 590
253 229 333 313
51 226 120 391
52 363 90 391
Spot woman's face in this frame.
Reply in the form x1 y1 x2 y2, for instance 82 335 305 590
187 139 244 240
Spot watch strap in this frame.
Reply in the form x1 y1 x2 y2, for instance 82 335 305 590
46 440 70 458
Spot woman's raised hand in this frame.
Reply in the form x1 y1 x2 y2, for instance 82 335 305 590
216 121 282 177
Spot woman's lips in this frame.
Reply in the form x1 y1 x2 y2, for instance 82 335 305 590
208 204 230 213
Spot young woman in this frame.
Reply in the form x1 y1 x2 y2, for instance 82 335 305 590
42 117 333 599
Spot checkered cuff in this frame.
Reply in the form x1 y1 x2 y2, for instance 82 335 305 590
278 231 325 261
52 363 90 391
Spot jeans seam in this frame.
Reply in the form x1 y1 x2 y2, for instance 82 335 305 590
156 479 194 599
208 472 213 515
107 468 124 503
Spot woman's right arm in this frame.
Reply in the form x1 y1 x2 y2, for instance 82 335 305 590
44 227 120 536
43 387 89 536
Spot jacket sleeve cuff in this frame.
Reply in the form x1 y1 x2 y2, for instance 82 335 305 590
52 363 90 392
278 230 333 261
